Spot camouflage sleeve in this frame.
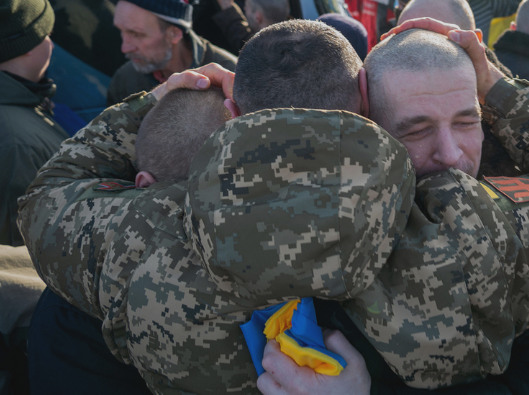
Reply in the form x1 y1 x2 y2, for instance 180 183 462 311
482 78 529 171
344 169 527 389
17 92 157 317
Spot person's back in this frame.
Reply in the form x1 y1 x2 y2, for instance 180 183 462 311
493 0 529 80
0 0 68 246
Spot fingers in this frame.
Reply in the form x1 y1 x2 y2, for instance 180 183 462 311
151 63 235 102
381 17 460 40
193 63 236 100
168 70 211 89
257 372 288 395
322 330 367 371
447 30 503 102
261 340 312 391
151 70 210 100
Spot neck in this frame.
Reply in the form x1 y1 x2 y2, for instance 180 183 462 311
160 37 193 79
0 57 40 82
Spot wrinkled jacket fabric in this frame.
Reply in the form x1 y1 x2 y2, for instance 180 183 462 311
0 71 68 246
17 78 529 394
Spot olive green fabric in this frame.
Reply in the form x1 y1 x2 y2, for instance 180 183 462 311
0 0 54 62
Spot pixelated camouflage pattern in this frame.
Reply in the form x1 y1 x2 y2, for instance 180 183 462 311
482 78 529 173
344 168 529 389
185 109 416 305
17 92 260 395
17 78 529 394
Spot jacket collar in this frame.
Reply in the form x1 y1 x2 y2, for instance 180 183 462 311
187 29 207 69
0 71 56 107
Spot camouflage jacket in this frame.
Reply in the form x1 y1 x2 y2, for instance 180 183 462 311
17 78 529 393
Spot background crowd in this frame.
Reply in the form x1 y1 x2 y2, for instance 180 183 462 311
1 0 529 394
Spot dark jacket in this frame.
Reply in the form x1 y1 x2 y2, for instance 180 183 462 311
478 47 521 179
494 30 529 81
106 30 237 106
0 71 69 246
212 3 253 55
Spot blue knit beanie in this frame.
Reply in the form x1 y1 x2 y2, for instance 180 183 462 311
317 13 368 61
125 0 193 30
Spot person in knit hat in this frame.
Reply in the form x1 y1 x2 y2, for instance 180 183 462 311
0 0 67 393
0 0 68 246
106 0 237 106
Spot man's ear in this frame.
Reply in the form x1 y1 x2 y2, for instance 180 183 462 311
135 171 157 188
168 26 184 45
224 99 241 118
511 21 517 31
255 10 264 27
358 68 369 118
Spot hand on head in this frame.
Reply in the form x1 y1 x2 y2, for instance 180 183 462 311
257 330 371 395
151 63 235 101
381 17 504 104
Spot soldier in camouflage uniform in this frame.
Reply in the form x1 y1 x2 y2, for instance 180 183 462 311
17 22 529 395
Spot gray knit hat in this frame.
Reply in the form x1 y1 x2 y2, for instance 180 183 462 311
0 0 54 63
125 0 193 31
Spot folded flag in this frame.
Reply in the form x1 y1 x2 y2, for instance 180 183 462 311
240 297 347 376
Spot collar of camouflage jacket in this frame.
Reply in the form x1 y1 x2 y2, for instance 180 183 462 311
184 108 416 304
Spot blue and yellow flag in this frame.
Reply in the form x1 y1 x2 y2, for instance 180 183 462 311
240 297 347 376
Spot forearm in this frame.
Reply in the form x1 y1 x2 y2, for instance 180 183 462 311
482 78 529 171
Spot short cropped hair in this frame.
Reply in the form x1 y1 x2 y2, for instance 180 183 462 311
364 29 475 129
251 0 290 24
233 19 362 115
517 0 529 34
399 0 475 30
136 88 231 182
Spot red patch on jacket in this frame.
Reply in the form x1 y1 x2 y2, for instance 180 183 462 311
484 176 529 203
93 181 136 191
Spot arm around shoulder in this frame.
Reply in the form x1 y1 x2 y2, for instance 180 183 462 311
482 78 529 171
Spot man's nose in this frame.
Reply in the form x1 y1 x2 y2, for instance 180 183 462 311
121 37 136 54
432 128 463 169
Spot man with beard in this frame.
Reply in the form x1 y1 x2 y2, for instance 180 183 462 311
107 0 237 106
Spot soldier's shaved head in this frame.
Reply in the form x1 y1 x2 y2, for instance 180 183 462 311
398 0 476 30
516 0 529 34
364 29 475 130
233 19 363 115
364 29 483 178
136 88 230 183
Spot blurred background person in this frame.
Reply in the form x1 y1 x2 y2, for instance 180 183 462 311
493 0 529 80
0 1 67 393
317 13 369 60
213 0 290 54
468 0 522 45
107 0 237 105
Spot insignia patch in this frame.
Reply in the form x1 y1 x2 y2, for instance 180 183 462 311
484 176 529 203
480 183 499 200
93 181 136 191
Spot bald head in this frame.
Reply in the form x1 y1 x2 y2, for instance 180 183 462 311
365 28 476 132
398 0 475 30
516 0 529 34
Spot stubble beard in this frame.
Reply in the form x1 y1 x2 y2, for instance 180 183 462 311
127 46 173 74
